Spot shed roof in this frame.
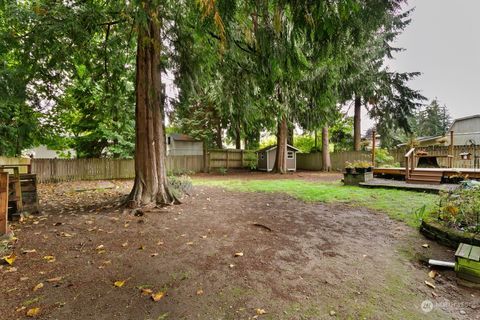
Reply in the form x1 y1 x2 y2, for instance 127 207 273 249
168 133 201 142
256 144 300 153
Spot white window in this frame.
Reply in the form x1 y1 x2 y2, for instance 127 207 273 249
287 151 294 159
167 136 171 145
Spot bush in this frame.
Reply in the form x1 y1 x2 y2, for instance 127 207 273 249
167 174 193 199
434 186 480 233
374 149 398 167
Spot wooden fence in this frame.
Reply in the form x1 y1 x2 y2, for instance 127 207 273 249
297 151 372 171
207 149 256 170
5 145 477 182
390 145 480 168
29 156 207 183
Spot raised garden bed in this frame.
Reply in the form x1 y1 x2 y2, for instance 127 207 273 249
343 171 373 186
420 218 480 248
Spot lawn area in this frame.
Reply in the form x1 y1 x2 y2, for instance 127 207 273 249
193 178 438 227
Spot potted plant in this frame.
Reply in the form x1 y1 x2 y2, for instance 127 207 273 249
352 160 371 174
345 161 354 174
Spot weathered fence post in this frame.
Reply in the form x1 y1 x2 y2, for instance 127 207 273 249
226 149 229 169
0 172 9 235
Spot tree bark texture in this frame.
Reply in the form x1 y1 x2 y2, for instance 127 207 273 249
216 122 223 149
287 125 294 146
127 11 176 207
322 126 331 171
273 115 288 173
354 95 362 151
235 124 241 149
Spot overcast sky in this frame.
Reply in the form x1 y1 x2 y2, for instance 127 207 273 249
393 0 480 117
358 0 480 133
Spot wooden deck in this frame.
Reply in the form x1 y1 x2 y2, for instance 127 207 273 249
360 178 459 194
374 167 480 179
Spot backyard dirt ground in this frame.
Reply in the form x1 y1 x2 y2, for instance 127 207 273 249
1 172 479 320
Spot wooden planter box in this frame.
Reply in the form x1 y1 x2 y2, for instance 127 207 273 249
455 243 480 284
343 171 373 186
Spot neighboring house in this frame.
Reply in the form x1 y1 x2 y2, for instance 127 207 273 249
166 133 203 156
450 115 480 145
361 133 381 151
23 145 76 159
256 144 299 172
398 115 480 147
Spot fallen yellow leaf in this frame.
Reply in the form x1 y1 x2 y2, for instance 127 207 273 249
234 252 244 257
141 288 153 295
121 242 128 247
114 280 126 287
33 283 44 291
46 276 63 282
256 308 267 315
43 255 55 262
151 291 165 301
428 270 437 279
196 289 204 295
3 254 16 266
425 280 436 289
26 307 41 317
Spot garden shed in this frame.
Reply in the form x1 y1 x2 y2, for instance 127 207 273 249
257 144 299 172
166 133 203 156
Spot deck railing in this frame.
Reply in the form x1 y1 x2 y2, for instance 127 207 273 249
404 147 415 180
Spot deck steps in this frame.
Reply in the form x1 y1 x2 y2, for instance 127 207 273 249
407 169 443 185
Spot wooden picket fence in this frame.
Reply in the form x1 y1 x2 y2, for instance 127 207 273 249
296 151 372 171
207 149 256 170
4 145 476 183
30 156 207 183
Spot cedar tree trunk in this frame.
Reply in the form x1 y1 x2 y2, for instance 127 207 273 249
235 124 241 149
273 115 288 173
322 126 331 171
216 122 223 149
127 11 176 207
287 125 294 146
354 95 361 151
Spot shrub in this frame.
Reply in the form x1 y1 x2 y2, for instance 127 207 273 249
167 174 193 199
352 160 371 168
375 149 398 167
434 186 480 233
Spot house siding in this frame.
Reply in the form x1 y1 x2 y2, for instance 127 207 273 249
257 151 268 170
167 139 203 156
287 152 296 171
267 149 276 171
451 117 480 134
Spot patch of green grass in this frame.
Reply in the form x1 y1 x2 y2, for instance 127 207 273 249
193 178 438 227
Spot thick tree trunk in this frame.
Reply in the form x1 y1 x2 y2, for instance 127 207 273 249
354 95 362 151
235 124 241 149
216 122 223 149
287 125 294 146
273 115 288 173
127 11 176 207
322 126 331 172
